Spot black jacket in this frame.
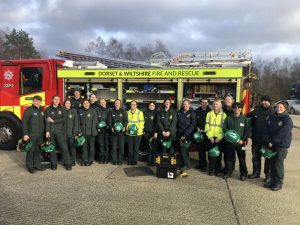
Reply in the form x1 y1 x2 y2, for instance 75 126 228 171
247 105 275 143
70 97 83 111
157 108 177 136
78 108 98 136
144 109 158 135
45 105 67 135
265 112 293 149
90 102 100 110
107 108 128 130
222 105 234 116
65 108 79 137
195 106 211 130
22 105 45 137
96 106 110 130
177 108 196 137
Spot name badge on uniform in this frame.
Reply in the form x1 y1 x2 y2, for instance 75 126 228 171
169 115 173 119
41 112 44 116
241 146 246 151
278 121 283 126
161 116 165 119
58 110 62 115
187 114 190 118
151 116 154 120
87 113 91 117
80 113 83 116
51 111 55 115
120 113 122 117
240 123 244 127
69 115 73 118
79 104 82 107
33 113 37 116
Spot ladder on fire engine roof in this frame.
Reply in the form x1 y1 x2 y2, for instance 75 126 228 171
57 50 160 68
150 51 252 68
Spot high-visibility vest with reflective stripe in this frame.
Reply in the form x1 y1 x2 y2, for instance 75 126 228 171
126 109 145 136
205 110 227 139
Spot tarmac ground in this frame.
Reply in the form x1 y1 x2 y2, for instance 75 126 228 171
0 116 299 225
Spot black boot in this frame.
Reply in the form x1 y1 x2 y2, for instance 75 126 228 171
271 184 282 191
248 173 260 179
28 168 35 174
51 164 57 170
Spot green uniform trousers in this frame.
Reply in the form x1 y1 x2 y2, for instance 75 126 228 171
98 130 110 162
82 135 95 163
270 148 288 185
49 134 72 166
26 136 43 169
127 135 141 164
67 137 76 162
111 132 125 163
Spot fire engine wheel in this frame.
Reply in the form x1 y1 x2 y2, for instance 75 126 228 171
0 115 22 150
290 108 295 115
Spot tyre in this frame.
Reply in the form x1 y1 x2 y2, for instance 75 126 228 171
290 108 295 115
0 113 22 150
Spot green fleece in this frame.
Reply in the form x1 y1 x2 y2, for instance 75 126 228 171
223 114 251 140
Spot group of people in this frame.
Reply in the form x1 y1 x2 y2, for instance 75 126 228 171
22 89 293 191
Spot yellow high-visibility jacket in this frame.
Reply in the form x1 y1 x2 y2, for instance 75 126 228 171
126 108 145 136
205 110 227 139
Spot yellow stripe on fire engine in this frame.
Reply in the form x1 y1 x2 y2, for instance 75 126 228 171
57 68 243 79
0 106 21 118
20 92 46 107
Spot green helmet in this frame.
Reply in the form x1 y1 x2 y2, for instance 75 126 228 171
114 122 124 132
97 120 107 129
180 137 191 149
17 139 32 152
128 124 138 135
75 135 86 147
193 132 204 143
225 130 240 144
208 145 220 158
41 141 55 153
260 146 277 159
162 139 172 149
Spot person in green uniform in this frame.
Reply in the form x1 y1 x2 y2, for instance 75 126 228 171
157 99 177 154
90 94 99 110
195 98 211 172
45 95 72 170
107 99 128 165
143 101 158 166
126 100 145 165
247 95 275 182
96 98 110 164
22 95 45 173
78 99 98 166
176 100 196 170
223 102 251 180
264 101 293 191
70 88 83 111
64 99 79 166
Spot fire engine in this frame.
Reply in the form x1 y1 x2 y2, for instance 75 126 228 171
0 50 252 150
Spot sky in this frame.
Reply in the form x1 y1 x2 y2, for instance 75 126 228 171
1 0 300 60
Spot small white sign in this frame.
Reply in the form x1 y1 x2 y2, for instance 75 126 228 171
167 172 174 179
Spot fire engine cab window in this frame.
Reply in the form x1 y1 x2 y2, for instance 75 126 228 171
20 67 43 95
